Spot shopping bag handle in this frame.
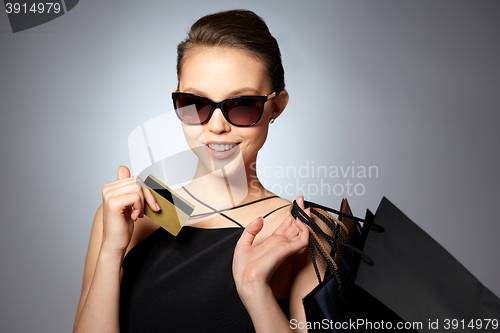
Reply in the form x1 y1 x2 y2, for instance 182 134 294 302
302 200 384 232
292 200 375 266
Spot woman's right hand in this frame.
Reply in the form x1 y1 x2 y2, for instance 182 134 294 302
101 166 160 254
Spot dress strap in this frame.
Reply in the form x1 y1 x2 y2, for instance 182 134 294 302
182 186 244 228
263 204 291 219
189 195 280 218
182 186 285 228
229 195 279 210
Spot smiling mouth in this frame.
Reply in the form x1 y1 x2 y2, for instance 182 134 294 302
207 143 239 152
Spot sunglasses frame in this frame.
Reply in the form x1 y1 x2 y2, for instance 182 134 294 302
172 91 276 127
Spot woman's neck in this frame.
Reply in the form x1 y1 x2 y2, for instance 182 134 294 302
183 159 270 210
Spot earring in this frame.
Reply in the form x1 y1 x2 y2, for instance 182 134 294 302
269 118 275 124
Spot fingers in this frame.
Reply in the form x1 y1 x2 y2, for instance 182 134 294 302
237 217 264 247
304 207 311 218
291 201 310 248
117 165 130 180
294 216 309 234
130 192 143 221
107 192 143 220
134 177 160 213
272 214 308 250
271 218 309 260
296 195 305 209
284 221 300 239
273 215 293 235
295 195 311 216
274 196 310 240
295 195 311 222
104 169 160 221
285 218 309 250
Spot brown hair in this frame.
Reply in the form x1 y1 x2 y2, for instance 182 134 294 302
177 9 285 92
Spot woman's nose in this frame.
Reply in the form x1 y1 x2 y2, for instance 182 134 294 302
207 108 231 134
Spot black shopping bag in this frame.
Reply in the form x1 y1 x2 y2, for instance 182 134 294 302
296 197 500 332
343 197 500 332
294 199 405 332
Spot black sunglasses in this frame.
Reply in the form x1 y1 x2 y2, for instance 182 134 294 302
172 91 276 127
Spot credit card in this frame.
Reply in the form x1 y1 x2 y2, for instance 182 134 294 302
143 174 194 236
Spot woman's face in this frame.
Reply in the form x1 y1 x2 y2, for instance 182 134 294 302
178 46 283 178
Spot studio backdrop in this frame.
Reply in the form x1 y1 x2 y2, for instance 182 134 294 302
0 1 499 332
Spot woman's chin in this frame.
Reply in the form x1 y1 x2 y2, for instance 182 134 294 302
211 147 246 177
189 147 248 204
200 146 247 176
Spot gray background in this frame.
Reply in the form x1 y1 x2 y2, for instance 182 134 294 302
1 0 499 332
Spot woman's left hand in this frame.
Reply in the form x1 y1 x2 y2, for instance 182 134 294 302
232 210 309 301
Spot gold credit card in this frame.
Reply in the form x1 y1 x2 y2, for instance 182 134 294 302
143 174 194 236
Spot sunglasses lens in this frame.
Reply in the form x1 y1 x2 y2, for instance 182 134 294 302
175 95 212 124
224 98 263 126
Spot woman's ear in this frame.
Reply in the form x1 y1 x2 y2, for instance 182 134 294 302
270 90 289 120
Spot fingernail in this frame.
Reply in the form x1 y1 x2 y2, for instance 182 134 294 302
156 203 160 211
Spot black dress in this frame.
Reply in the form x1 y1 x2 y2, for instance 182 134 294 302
120 194 290 333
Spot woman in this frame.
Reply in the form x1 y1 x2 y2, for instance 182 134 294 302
74 9 332 333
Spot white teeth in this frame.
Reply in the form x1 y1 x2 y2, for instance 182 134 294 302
208 143 236 152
